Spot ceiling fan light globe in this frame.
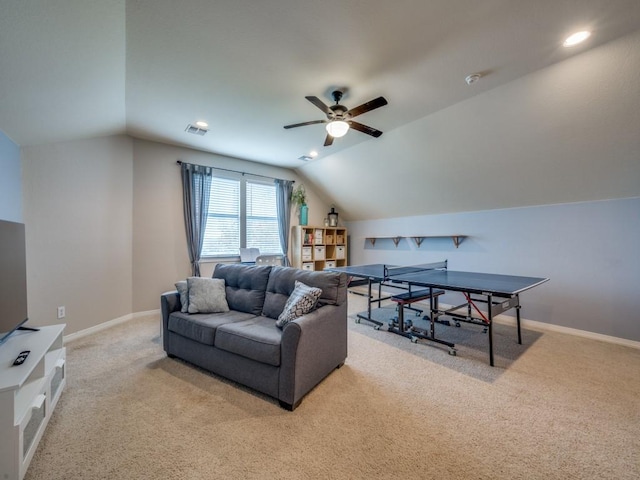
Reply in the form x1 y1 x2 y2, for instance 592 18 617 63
326 120 349 138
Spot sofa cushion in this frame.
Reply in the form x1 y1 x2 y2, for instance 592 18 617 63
213 264 272 315
187 277 230 314
262 266 345 319
276 281 322 328
214 316 282 366
168 310 256 346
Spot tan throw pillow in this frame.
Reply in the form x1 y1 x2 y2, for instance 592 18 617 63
276 281 322 328
187 277 230 314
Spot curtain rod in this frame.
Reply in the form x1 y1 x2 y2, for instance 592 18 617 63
176 160 294 183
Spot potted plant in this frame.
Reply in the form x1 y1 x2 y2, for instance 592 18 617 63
291 184 308 226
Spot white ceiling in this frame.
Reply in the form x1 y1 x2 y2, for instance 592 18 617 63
2 0 639 219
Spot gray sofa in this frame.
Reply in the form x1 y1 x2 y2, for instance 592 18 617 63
161 263 348 410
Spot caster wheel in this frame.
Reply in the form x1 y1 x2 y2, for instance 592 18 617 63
455 322 461 328
374 325 381 331
411 337 418 344
355 318 360 324
483 328 488 334
448 349 457 356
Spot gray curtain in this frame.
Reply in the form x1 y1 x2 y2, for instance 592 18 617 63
274 179 293 266
181 162 213 276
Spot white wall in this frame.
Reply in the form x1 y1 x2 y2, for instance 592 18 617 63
347 197 640 342
22 136 134 334
0 130 22 222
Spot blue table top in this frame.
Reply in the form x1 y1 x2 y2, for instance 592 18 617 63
326 263 548 296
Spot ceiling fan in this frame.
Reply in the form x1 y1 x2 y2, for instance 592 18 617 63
284 90 388 146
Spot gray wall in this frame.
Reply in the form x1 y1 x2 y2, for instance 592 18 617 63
299 29 640 222
14 131 640 344
22 136 134 334
131 139 323 312
17 135 330 333
347 197 640 342
0 130 22 222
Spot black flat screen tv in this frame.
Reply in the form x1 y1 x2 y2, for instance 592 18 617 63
0 220 30 345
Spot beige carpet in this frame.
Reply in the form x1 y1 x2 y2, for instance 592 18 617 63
27 294 640 479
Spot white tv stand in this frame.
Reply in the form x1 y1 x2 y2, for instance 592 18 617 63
0 325 66 480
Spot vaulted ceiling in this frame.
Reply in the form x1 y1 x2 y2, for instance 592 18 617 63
1 0 639 220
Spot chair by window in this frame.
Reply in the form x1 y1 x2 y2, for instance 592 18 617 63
239 248 260 264
255 255 284 266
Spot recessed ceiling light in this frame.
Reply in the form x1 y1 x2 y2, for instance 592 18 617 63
309 151 318 158
195 121 209 128
465 73 482 85
563 30 591 47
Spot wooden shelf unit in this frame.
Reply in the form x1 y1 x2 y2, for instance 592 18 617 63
291 226 348 271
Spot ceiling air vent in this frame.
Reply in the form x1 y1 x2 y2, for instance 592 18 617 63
185 124 208 136
297 155 313 161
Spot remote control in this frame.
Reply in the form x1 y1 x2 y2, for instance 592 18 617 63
12 350 30 366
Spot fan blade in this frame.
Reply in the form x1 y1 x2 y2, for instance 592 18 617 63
347 96 388 118
323 134 334 146
349 121 383 138
283 119 326 129
306 96 332 115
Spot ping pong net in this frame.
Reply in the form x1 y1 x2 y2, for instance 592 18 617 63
383 260 447 281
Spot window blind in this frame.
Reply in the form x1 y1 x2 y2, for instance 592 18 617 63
201 177 283 257
246 182 282 255
201 177 240 256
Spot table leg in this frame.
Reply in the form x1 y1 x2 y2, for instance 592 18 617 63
387 300 414 339
488 294 494 367
516 294 522 345
356 277 384 329
430 287 436 339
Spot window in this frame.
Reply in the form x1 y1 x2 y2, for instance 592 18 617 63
201 176 282 257
201 177 239 256
246 182 282 254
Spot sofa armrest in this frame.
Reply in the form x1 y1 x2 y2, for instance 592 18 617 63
278 302 348 409
161 290 181 352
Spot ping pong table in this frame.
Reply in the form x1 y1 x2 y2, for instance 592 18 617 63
325 261 549 366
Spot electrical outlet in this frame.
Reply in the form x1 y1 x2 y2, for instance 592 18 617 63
57 306 66 319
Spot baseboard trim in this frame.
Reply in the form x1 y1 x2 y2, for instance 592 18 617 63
63 309 160 343
492 314 640 350
350 287 640 350
435 301 640 350
65 301 640 351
